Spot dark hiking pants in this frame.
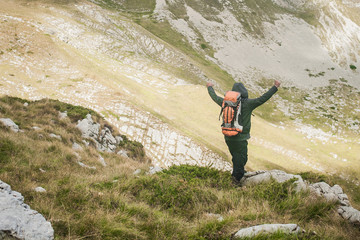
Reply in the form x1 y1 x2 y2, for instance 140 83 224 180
225 139 248 181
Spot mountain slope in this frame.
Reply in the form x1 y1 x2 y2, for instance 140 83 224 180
1 96 360 239
0 0 359 181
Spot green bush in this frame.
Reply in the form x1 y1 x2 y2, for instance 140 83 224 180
350 64 357 70
119 135 146 160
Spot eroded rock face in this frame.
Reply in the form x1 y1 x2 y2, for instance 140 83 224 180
0 180 54 240
234 224 302 238
76 114 118 152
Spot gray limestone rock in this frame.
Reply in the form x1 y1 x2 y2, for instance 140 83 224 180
34 187 46 193
76 114 100 139
76 115 118 152
133 169 141 175
117 150 128 158
49 133 61 140
0 118 19 133
338 206 360 226
78 162 96 170
0 180 54 240
148 165 163 175
205 213 224 221
98 127 117 152
309 182 349 205
234 224 302 238
241 170 306 192
72 142 83 151
115 136 124 144
58 111 67 119
98 155 107 167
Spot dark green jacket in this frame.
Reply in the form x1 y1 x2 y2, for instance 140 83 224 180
208 84 278 141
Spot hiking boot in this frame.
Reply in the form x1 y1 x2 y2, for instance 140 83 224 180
231 176 242 187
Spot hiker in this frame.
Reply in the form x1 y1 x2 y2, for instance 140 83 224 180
206 80 280 183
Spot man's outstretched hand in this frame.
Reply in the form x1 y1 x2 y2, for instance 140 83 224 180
206 82 214 87
274 80 281 88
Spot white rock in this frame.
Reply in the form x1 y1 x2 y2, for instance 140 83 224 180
76 114 100 139
34 187 46 193
0 180 54 239
133 169 141 175
148 165 163 175
117 150 128 158
242 170 306 192
338 206 360 226
0 118 19 132
49 133 61 140
23 102 29 107
234 224 302 238
58 111 67 119
115 136 124 144
78 161 96 170
72 142 83 151
32 126 41 131
98 155 107 167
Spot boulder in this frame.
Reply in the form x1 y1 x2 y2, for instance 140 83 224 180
76 115 118 152
76 114 100 139
98 127 117 152
49 133 61 140
241 170 306 192
0 118 19 133
0 180 54 240
309 182 350 206
234 224 302 238
338 206 360 226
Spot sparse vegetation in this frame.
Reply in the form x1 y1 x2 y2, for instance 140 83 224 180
1 96 360 239
350 64 357 70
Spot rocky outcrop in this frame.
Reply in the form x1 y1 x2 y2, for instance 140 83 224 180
76 114 119 152
241 170 360 227
0 180 54 240
241 170 307 192
309 181 360 227
0 118 19 133
234 224 302 238
338 206 360 226
309 182 350 206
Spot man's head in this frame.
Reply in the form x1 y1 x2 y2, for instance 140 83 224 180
232 83 248 99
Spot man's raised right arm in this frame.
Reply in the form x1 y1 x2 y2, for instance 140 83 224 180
207 82 223 107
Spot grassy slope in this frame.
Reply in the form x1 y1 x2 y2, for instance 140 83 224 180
1 96 360 239
0 0 359 188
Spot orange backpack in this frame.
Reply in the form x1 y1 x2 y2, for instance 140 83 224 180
219 91 243 136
